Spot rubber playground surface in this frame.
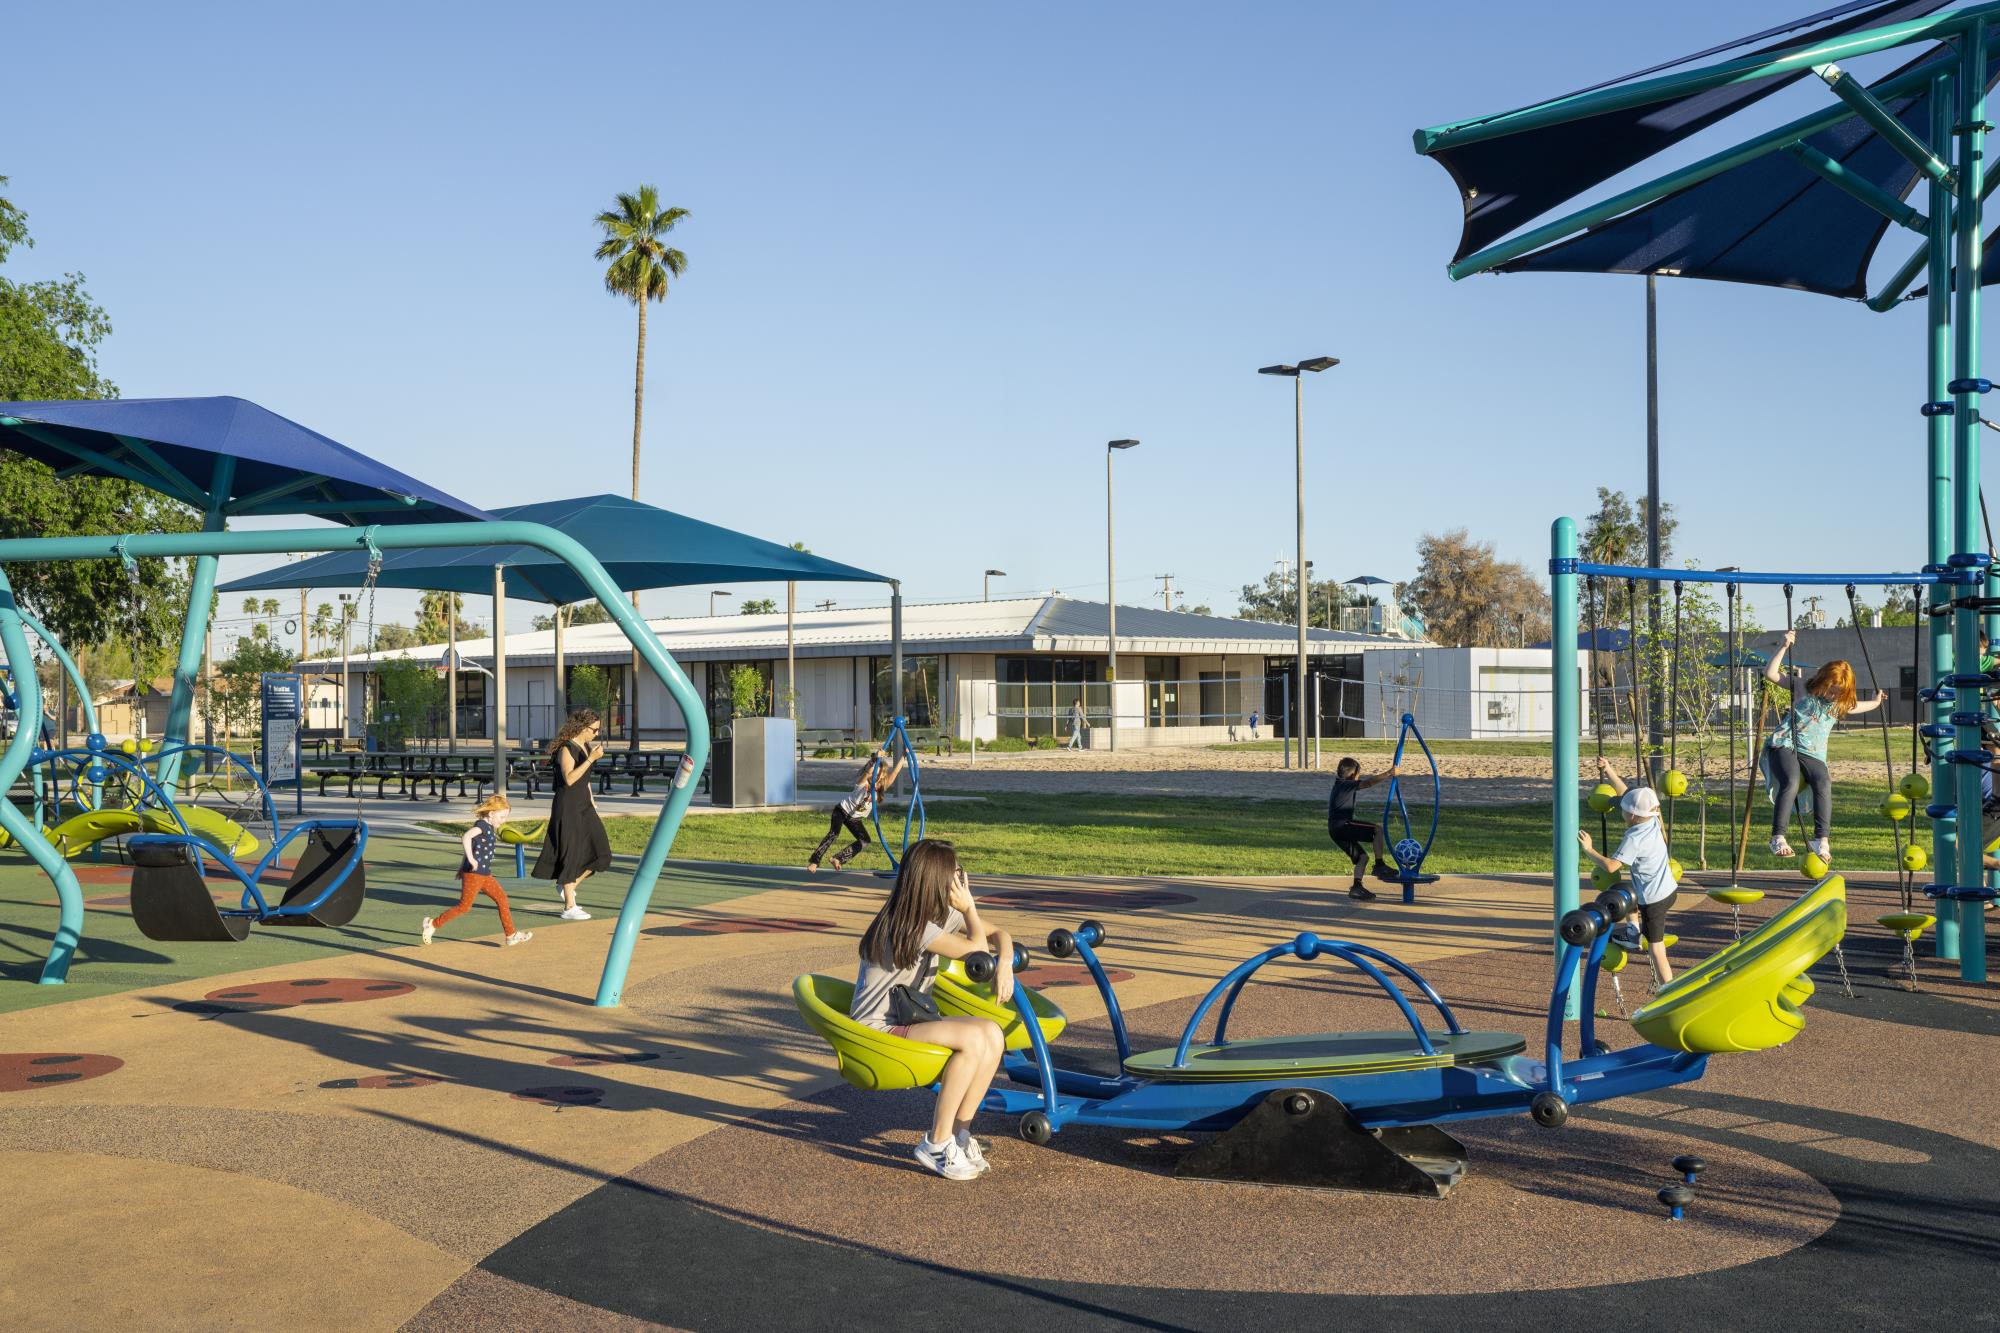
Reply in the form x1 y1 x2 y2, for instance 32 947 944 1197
1 832 1996 1331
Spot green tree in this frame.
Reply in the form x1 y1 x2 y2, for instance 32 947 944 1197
740 597 777 615
531 599 613 632
1403 529 1550 648
373 657 444 750
728 663 769 719
1881 586 1923 627
566 663 614 716
311 602 334 654
371 624 420 652
414 590 476 644
594 185 689 500
211 636 295 737
1580 487 1678 634
1234 567 1364 627
0 179 199 656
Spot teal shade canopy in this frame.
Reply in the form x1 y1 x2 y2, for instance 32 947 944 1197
217 493 891 604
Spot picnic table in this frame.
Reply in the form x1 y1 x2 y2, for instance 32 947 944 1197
305 751 501 803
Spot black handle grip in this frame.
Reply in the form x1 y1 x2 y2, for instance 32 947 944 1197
962 951 997 983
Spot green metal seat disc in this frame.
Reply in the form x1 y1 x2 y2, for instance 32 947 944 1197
1122 1029 1526 1083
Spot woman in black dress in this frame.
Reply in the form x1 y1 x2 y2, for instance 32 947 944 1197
534 709 612 920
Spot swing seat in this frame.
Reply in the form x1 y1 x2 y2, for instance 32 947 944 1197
1631 878 1846 1054
932 961 1067 1049
128 823 367 942
792 974 954 1090
1877 912 1936 941
1706 887 1766 908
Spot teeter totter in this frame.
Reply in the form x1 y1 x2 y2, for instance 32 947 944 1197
794 877 1849 1197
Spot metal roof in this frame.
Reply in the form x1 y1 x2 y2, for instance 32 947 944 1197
320 596 1425 669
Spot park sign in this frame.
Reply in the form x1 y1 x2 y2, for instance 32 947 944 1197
260 672 304 815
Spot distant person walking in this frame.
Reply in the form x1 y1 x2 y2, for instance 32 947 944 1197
534 709 613 920
1066 698 1090 750
1248 707 1261 740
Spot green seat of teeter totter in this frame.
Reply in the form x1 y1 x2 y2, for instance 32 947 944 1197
792 974 953 1091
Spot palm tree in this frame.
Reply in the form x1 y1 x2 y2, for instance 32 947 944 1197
593 185 688 500
312 603 333 655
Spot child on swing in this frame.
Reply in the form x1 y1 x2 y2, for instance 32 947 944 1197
1577 757 1675 983
849 840 1013 1180
807 746 908 872
1762 631 1886 862
1326 756 1400 901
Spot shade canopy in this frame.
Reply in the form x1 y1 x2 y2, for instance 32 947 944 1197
217 493 892 604
1413 3 2000 304
1423 1 1950 266
0 396 488 523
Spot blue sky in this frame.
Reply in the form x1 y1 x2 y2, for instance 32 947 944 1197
5 1 1970 647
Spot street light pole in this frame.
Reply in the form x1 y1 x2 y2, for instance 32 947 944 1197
1260 356 1339 771
984 569 1006 602
1106 440 1139 752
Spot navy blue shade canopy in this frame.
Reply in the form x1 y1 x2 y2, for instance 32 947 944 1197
0 396 489 522
1425 1 1950 265
217 493 892 604
1502 43 1992 299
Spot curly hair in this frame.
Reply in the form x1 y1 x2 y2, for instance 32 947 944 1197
549 708 602 756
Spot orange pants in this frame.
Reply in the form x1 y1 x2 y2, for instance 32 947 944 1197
434 873 515 934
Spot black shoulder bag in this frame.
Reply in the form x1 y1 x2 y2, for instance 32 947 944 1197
888 952 943 1027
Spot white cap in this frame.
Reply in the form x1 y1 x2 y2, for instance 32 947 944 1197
1620 787 1660 818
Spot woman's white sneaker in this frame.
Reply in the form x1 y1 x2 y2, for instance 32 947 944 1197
559 906 592 921
913 1137 980 1180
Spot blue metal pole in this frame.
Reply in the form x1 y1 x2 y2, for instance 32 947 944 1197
0 572 85 982
1552 518 1581 1020
0 521 709 1003
1929 70 1962 963
1951 24 1990 982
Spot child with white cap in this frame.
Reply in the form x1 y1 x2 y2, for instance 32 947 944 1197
1576 757 1678 984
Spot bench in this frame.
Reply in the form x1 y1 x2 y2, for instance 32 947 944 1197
798 728 864 760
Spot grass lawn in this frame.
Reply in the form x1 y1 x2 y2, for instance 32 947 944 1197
461 781 1922 880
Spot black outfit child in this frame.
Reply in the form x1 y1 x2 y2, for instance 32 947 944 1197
532 741 612 885
1328 777 1388 899
810 772 877 870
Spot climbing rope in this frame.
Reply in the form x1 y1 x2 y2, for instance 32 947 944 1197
1725 581 1743 887
1626 578 1645 782
1846 584 1911 903
1586 576 1609 844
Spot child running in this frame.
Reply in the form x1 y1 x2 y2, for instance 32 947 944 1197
423 795 532 947
808 747 908 873
1327 756 1400 901
1762 631 1886 862
850 839 1012 1180
1577 758 1675 983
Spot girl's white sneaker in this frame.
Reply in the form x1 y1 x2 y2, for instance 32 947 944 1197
504 931 533 946
912 1137 980 1181
420 917 435 945
955 1131 991 1174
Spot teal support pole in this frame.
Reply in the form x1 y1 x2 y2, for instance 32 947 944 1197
159 466 231 796
19 610 97 737
0 522 711 1003
1813 64 1953 184
1950 24 1988 982
1929 71 1962 963
0 573 86 983
1551 518 1581 1020
1782 142 1929 231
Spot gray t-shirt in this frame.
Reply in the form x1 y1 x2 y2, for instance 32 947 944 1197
850 908 964 1030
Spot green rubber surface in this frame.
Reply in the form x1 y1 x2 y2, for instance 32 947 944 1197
1122 1028 1527 1082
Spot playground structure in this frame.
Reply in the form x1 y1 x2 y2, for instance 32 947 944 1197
795 877 1848 1196
869 714 927 874
1413 3 2000 984
1378 711 1440 903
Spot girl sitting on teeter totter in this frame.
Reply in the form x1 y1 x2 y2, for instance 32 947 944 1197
850 839 1013 1180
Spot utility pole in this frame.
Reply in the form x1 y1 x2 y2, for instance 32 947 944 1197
1155 574 1176 611
816 599 836 613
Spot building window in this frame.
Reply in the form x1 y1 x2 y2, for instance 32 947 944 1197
995 656 1102 740
869 655 941 734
